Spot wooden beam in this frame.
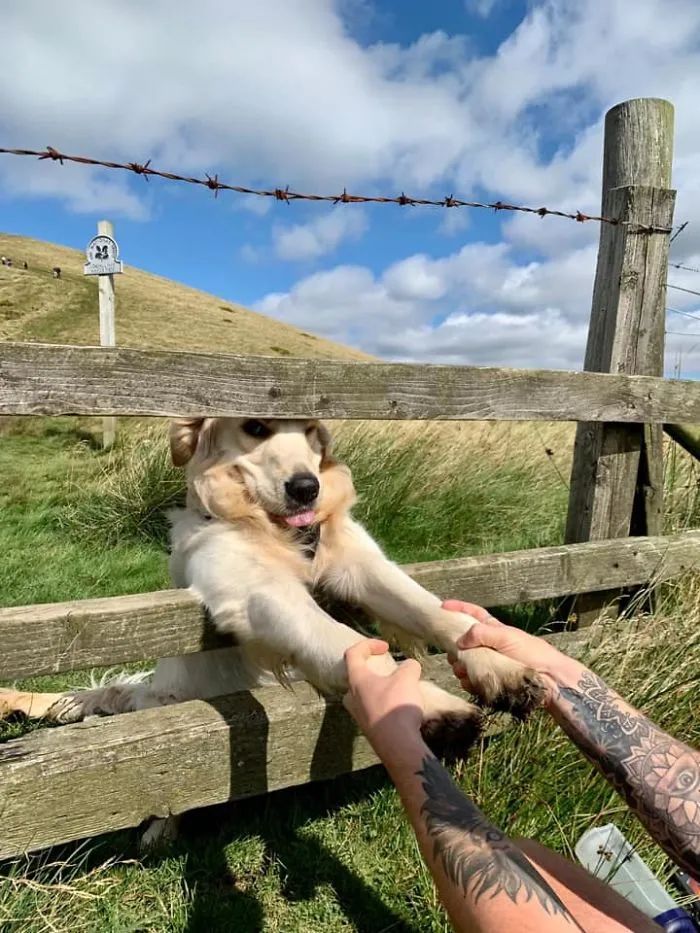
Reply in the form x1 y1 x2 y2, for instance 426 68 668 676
0 633 616 859
2 341 700 422
2 531 698 680
664 423 700 462
565 98 675 625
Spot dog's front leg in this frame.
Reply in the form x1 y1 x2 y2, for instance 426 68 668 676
320 520 546 719
208 574 482 751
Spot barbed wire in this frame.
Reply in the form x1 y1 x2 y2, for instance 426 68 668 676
670 260 700 275
0 145 673 234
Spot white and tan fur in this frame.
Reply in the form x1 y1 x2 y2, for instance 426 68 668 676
0 418 544 741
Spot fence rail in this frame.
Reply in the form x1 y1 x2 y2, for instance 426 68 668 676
2 342 700 422
2 531 698 680
0 630 644 859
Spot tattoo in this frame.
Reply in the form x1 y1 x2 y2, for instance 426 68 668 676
557 671 700 876
417 755 579 925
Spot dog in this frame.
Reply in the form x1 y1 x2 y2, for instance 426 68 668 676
1 418 544 753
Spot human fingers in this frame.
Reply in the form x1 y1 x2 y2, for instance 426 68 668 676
442 600 504 626
344 639 390 680
455 621 512 652
395 657 422 685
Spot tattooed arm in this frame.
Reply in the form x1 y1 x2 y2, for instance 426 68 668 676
447 601 700 877
550 664 700 876
343 640 580 933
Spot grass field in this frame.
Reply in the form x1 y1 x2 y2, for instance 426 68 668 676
1 416 699 932
0 232 370 360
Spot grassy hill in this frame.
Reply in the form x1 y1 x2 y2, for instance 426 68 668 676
0 232 370 359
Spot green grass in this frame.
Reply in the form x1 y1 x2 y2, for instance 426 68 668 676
0 419 698 932
0 421 169 608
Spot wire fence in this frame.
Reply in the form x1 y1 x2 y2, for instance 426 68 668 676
0 145 674 234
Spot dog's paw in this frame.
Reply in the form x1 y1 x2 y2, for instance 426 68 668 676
421 706 484 763
457 648 546 720
481 667 546 721
0 688 23 720
139 814 180 853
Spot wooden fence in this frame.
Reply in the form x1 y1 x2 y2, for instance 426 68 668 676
1 97 697 859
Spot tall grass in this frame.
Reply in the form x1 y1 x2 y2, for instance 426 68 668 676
64 420 572 564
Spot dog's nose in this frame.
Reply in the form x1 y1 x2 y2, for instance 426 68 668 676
285 472 320 505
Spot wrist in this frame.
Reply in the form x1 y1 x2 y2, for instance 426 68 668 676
370 725 427 774
541 655 589 711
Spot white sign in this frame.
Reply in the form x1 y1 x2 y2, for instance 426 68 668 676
84 234 123 276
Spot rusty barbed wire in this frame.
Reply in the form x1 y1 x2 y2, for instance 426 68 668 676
0 145 673 233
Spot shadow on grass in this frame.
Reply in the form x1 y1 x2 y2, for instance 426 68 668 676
178 774 412 932
174 694 412 932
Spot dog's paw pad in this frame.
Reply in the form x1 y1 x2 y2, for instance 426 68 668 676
421 707 484 763
486 668 547 721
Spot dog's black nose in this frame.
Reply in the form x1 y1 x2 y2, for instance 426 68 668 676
285 472 320 505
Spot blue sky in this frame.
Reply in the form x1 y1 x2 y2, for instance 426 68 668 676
3 0 700 374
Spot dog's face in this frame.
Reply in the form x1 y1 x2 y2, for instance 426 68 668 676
170 417 334 527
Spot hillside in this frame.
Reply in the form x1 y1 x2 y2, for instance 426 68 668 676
0 232 370 360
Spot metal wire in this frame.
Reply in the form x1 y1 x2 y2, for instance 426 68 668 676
0 145 673 233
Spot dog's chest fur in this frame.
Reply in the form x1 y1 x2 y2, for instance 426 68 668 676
292 523 321 560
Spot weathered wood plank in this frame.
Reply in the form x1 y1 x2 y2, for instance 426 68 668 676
0 633 615 858
2 341 700 422
566 98 675 625
2 532 698 680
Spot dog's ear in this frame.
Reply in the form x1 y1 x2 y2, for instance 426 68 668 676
169 418 205 467
317 421 335 469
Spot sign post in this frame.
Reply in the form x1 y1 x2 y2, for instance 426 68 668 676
84 221 123 448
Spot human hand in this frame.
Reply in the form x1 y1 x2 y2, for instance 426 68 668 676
442 601 583 707
343 640 424 758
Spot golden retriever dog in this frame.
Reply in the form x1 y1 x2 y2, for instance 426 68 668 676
1 418 544 746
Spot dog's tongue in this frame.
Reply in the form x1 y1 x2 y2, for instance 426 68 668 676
284 510 317 528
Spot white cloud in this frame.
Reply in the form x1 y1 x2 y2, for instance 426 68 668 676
0 0 478 213
272 209 368 261
465 0 501 18
4 0 700 375
0 152 147 219
238 243 262 264
256 240 599 368
251 0 700 373
256 237 700 374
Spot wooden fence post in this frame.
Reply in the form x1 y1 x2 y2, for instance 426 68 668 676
565 98 676 626
97 219 117 448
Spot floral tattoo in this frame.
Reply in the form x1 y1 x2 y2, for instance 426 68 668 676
557 671 700 876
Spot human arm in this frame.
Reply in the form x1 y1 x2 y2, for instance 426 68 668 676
445 601 700 877
343 641 580 933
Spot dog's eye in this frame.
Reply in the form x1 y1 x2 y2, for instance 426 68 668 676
242 419 272 439
305 425 316 438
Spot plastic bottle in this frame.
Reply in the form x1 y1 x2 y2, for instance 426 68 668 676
575 824 698 932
